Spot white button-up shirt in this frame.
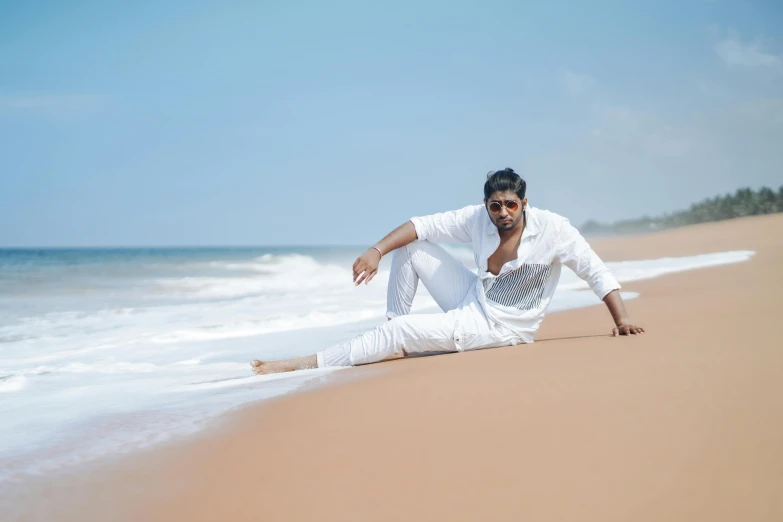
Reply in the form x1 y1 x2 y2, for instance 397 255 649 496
410 204 621 342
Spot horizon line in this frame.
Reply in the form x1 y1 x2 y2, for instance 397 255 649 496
0 244 371 250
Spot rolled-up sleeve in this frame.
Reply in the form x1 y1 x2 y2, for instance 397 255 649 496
409 205 481 243
556 219 621 299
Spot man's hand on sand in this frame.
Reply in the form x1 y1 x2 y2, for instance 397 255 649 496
353 249 382 286
613 324 645 336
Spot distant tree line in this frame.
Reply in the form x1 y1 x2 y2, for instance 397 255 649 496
580 186 783 236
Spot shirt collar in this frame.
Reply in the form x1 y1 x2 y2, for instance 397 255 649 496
487 205 540 237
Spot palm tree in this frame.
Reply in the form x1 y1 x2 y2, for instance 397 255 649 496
757 187 777 214
732 188 758 217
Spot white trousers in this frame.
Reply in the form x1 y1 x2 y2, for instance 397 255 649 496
317 241 521 367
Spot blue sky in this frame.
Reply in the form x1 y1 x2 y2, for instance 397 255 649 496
1 0 782 246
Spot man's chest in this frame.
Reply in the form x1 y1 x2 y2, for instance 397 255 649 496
486 240 520 276
476 230 558 276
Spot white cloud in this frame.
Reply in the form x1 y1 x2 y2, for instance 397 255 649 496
715 33 780 68
561 69 595 95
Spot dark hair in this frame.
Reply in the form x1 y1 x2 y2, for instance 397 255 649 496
484 168 526 201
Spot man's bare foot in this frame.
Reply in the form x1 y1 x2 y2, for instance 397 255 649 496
249 355 318 375
249 359 290 375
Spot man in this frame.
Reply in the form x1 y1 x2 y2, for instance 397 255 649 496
251 168 644 375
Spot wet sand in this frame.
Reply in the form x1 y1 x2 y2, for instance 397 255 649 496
10 213 783 522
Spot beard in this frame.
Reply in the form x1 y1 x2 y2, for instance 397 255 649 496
495 215 522 231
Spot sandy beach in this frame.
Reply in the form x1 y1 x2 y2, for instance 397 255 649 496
9 213 783 522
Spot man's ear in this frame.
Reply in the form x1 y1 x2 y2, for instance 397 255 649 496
483 198 487 205
522 197 528 209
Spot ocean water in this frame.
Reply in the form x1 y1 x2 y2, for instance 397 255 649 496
0 246 754 482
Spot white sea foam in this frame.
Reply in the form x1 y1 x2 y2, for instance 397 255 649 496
212 253 329 273
558 250 756 291
5 361 162 377
172 367 344 392
0 375 27 393
158 254 352 299
146 306 398 345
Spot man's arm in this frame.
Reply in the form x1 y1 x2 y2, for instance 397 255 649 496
603 289 645 336
556 219 645 336
353 221 418 285
352 205 481 286
408 205 480 244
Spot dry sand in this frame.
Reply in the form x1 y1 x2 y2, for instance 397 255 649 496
10 214 783 522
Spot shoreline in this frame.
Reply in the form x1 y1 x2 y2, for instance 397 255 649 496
7 214 783 522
